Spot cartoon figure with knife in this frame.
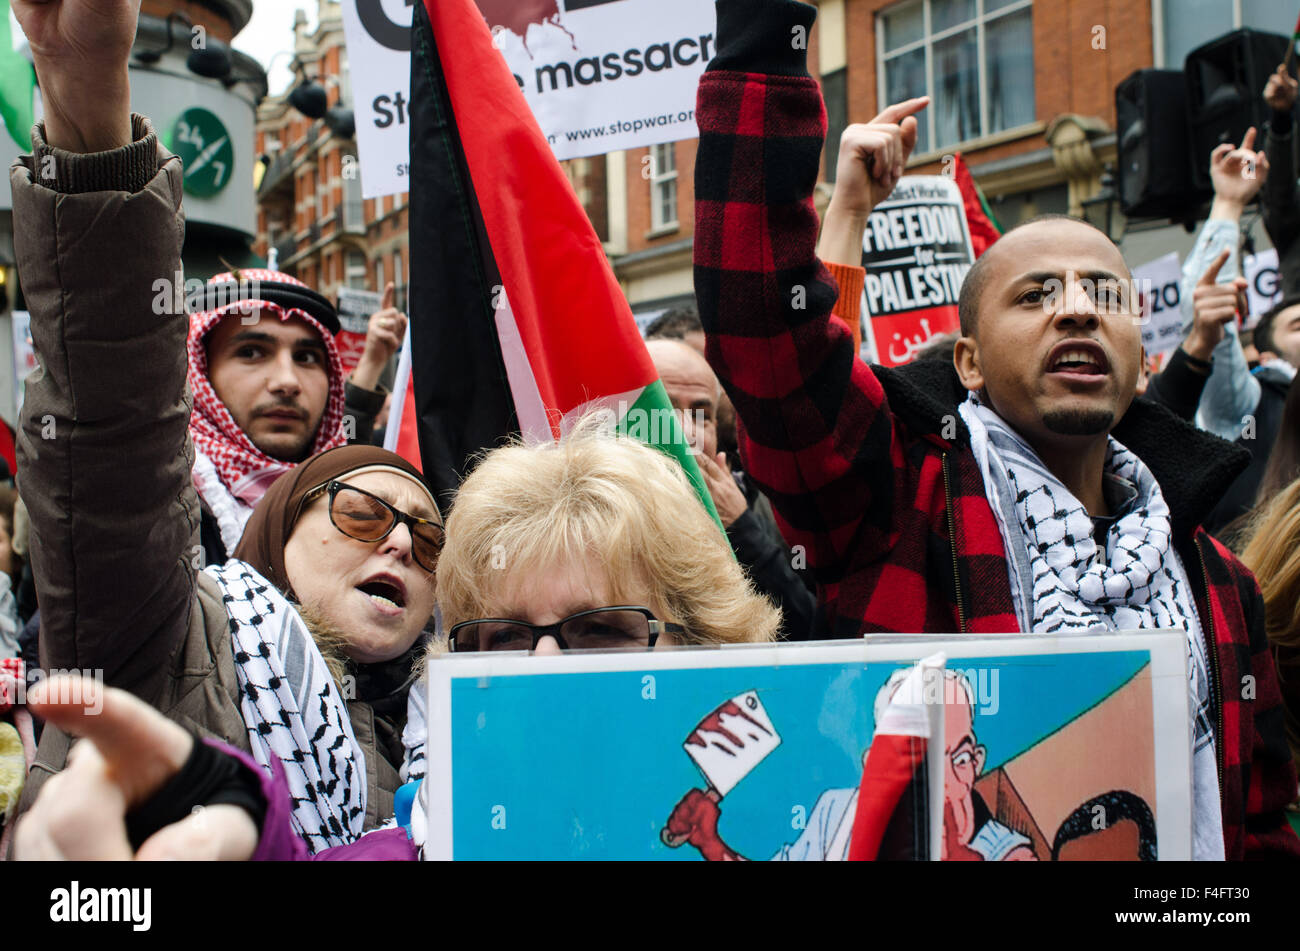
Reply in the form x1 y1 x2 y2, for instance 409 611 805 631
663 672 1035 861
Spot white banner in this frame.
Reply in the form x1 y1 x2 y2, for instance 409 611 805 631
1242 248 1282 328
340 0 415 199
340 0 715 199
486 0 713 160
1131 252 1183 357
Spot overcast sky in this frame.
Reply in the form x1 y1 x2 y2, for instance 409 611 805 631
233 1 321 97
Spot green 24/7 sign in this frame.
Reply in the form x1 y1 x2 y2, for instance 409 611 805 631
165 107 234 199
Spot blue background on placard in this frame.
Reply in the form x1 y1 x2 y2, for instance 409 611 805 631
447 650 1151 859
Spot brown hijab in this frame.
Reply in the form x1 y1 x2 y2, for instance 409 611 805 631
233 445 434 598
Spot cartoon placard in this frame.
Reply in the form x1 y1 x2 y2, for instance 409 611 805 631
424 632 1192 860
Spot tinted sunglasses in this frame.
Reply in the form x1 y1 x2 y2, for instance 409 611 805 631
300 480 443 572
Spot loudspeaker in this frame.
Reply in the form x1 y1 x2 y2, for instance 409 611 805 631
1116 69 1207 218
1185 28 1290 191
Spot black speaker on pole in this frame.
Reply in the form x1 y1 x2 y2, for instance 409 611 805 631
1185 28 1290 192
1116 69 1207 218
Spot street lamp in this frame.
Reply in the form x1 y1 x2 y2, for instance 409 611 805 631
265 51 355 140
134 11 233 80
1080 165 1126 242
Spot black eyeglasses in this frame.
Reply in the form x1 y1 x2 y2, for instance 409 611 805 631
299 480 443 573
448 606 686 653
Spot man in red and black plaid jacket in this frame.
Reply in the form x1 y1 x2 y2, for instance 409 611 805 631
694 0 1299 859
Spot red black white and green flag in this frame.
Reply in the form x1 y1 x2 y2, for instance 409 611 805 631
402 0 720 528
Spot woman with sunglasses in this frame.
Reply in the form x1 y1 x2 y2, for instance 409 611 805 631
13 436 443 859
16 423 778 860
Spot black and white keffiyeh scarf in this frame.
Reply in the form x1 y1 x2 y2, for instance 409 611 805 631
958 394 1224 858
958 394 1201 634
206 561 368 852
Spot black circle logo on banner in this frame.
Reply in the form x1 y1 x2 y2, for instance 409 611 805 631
359 0 414 52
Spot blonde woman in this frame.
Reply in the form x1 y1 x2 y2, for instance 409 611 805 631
436 417 781 656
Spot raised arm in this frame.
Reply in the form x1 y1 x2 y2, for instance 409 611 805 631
1261 64 1300 263
694 0 922 579
12 0 196 699
1178 129 1265 441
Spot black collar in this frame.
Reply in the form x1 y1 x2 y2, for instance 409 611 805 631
873 361 1250 542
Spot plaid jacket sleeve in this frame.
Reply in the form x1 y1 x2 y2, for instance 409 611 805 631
1200 534 1300 859
694 0 905 583
1231 551 1300 859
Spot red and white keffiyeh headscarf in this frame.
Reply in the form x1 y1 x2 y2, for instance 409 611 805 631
187 270 346 547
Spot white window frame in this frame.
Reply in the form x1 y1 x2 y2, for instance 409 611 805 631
341 152 364 233
393 249 406 309
345 250 367 289
649 143 678 232
876 0 1035 155
1151 0 1284 68
374 258 384 292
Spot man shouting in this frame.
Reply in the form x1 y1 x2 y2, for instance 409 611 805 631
694 0 1300 859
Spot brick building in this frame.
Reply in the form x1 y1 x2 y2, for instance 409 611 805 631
600 0 1300 320
253 0 408 306
251 0 1298 323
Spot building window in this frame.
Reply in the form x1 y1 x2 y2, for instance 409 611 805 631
393 249 406 310
823 68 848 181
877 0 1035 155
346 250 367 289
342 153 364 232
649 143 678 232
1156 0 1293 69
374 258 384 292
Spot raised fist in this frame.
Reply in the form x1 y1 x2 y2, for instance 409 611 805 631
1264 63 1298 114
13 0 143 152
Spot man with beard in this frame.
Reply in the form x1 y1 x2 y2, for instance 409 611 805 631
693 0 1300 859
187 271 404 563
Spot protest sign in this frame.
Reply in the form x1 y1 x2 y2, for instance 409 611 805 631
335 286 381 375
341 0 715 199
859 176 974 367
425 632 1192 860
1131 252 1184 358
339 0 415 199
1242 247 1282 327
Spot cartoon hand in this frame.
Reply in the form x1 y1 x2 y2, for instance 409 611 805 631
663 788 733 859
941 798 984 862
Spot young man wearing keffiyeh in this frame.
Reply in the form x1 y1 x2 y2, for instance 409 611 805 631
694 0 1300 859
188 269 407 564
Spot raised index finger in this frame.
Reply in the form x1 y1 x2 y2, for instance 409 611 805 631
1199 248 1232 286
381 281 395 312
1240 126 1257 152
873 96 930 126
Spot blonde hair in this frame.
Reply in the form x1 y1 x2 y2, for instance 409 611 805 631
434 417 781 648
1238 477 1300 772
1239 476 1300 652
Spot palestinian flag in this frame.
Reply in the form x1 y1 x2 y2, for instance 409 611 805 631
407 0 720 529
0 2 36 154
950 152 1002 258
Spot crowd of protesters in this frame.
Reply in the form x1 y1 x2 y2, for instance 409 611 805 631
3 0 1300 862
